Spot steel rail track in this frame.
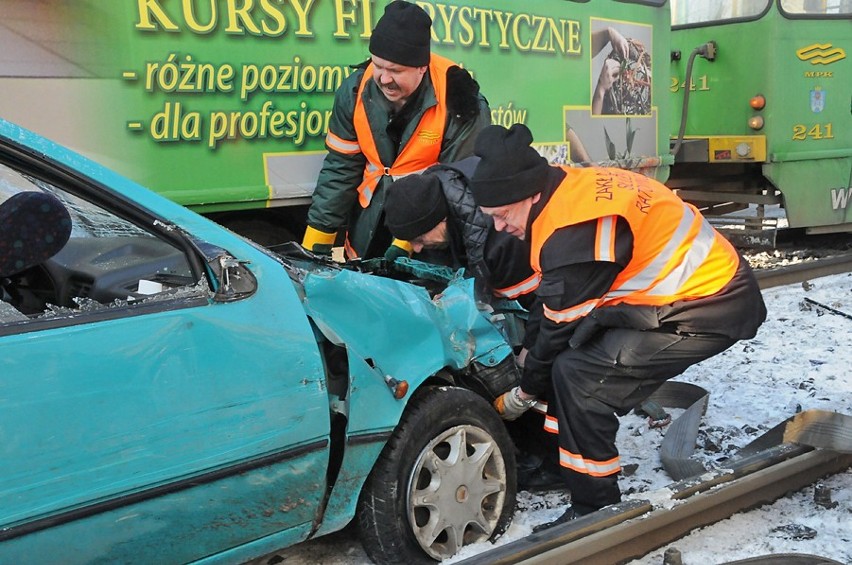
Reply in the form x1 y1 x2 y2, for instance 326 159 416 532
754 252 852 290
458 446 852 565
452 255 852 565
454 251 852 565
457 410 852 565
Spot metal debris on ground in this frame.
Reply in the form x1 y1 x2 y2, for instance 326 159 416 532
802 297 852 321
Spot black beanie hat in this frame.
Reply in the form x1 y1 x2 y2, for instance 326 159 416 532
369 1 432 68
470 124 550 207
385 173 448 240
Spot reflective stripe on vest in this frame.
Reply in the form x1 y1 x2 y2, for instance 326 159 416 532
594 216 617 261
532 167 738 321
544 298 597 324
325 131 361 155
606 204 716 299
352 54 453 208
494 271 541 299
559 447 621 477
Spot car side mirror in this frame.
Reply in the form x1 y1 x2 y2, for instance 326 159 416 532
210 254 257 302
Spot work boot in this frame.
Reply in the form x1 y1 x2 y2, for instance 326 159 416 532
516 452 566 491
531 503 597 533
532 507 576 533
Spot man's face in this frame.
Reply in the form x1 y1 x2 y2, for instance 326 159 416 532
409 220 448 253
371 55 427 108
481 195 539 240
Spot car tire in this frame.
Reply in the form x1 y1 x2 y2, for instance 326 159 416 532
356 386 517 564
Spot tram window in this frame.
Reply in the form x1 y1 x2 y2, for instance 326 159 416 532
671 0 770 26
780 0 852 16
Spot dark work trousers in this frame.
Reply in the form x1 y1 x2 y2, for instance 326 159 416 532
550 328 736 510
506 405 560 467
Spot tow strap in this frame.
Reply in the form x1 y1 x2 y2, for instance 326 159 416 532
642 381 711 480
640 382 852 481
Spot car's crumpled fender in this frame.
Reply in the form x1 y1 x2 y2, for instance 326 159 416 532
300 266 519 539
301 267 513 393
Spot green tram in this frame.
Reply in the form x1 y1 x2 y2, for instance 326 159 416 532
666 0 852 244
0 0 673 246
0 1 848 245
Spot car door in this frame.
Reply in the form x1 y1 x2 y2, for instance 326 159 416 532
0 142 330 563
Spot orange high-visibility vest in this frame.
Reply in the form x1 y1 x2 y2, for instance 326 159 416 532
530 167 739 324
348 54 453 208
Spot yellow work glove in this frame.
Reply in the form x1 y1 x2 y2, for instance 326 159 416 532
301 225 336 255
384 239 413 263
493 386 536 421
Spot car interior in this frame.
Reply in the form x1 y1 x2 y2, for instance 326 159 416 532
0 161 201 323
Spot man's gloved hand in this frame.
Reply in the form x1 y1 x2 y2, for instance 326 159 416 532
301 226 336 256
384 239 413 263
493 386 536 421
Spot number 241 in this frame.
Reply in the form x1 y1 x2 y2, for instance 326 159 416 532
792 123 834 140
669 75 709 92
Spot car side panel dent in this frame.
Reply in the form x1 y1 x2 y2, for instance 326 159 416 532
312 439 386 539
300 268 515 538
297 350 402 538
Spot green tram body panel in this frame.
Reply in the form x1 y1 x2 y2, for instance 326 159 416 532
0 1 672 212
5 1 848 233
669 1 851 231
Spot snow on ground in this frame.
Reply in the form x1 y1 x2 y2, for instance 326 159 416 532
269 271 852 564
624 270 852 565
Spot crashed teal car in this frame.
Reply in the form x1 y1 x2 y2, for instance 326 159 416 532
0 119 522 564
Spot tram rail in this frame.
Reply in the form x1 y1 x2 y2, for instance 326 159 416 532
754 252 852 290
457 252 852 565
459 411 852 565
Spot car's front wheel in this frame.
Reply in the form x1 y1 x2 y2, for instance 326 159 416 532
357 386 516 564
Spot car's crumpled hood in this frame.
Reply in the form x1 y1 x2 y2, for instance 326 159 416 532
299 265 513 387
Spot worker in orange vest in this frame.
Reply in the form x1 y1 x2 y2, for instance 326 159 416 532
383 159 566 491
301 1 490 260
469 124 767 527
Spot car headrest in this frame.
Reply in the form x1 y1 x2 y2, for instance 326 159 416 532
0 192 72 278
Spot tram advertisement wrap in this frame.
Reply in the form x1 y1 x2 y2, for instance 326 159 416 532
0 1 670 212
